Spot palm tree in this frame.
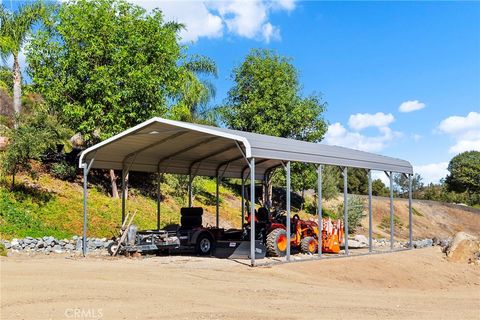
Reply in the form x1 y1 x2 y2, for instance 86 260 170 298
0 2 45 125
174 55 218 124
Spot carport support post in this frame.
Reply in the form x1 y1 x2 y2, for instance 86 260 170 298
250 158 256 267
241 175 245 226
343 167 349 255
317 165 323 258
389 171 394 251
216 172 220 228
188 173 193 208
82 159 94 257
408 174 413 249
121 169 127 223
157 172 161 230
286 161 291 261
368 170 373 252
82 164 88 256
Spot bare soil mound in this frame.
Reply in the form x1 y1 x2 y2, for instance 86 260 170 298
445 232 480 263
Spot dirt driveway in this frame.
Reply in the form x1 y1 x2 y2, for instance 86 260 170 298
1 247 479 320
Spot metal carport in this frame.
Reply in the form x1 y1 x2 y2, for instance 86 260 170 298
79 117 414 266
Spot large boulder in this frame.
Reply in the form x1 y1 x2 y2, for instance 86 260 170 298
413 239 433 248
70 133 85 149
354 235 369 245
346 239 367 249
446 232 480 263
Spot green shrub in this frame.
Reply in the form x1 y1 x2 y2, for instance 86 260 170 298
302 196 317 214
0 243 6 257
379 215 403 230
50 161 77 181
321 207 337 218
337 195 366 234
0 188 68 239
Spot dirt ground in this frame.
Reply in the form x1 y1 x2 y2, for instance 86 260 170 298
1 247 479 320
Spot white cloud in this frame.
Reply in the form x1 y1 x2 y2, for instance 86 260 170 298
275 0 296 11
131 0 294 43
348 112 394 131
437 111 480 135
449 139 480 154
399 100 426 113
372 162 448 186
414 162 449 184
214 1 268 38
412 134 422 142
324 122 401 152
261 22 280 43
437 111 480 154
147 1 223 42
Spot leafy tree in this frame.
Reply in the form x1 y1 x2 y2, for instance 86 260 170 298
445 151 480 195
347 168 368 194
0 66 13 124
371 179 389 196
219 48 327 206
336 195 366 234
170 55 218 124
393 173 423 197
1 106 72 189
219 48 327 141
322 165 341 200
0 66 12 93
27 0 216 197
0 1 46 123
27 0 215 142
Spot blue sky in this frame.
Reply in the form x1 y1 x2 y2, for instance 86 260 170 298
3 0 479 184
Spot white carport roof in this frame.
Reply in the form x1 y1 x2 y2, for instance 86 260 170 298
79 117 413 179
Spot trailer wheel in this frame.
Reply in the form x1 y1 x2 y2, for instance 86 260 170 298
196 233 214 256
300 236 317 254
266 228 287 257
107 241 120 256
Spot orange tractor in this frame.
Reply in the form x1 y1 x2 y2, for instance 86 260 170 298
250 208 344 257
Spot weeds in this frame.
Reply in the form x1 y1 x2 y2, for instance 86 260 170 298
379 215 404 230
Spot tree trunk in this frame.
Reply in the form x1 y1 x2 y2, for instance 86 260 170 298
301 187 305 211
266 172 273 208
12 54 21 126
11 168 16 190
124 172 129 200
110 169 119 198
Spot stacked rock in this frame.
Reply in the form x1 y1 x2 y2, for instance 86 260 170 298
1 236 113 255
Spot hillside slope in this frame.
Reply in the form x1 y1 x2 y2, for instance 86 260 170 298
356 196 480 240
1 173 479 240
0 172 241 240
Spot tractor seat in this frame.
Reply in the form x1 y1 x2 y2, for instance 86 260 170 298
257 207 269 223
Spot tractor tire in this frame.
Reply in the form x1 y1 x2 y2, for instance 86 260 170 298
266 228 287 257
300 236 317 254
196 233 214 256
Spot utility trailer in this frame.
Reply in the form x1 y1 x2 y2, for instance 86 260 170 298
108 207 266 259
